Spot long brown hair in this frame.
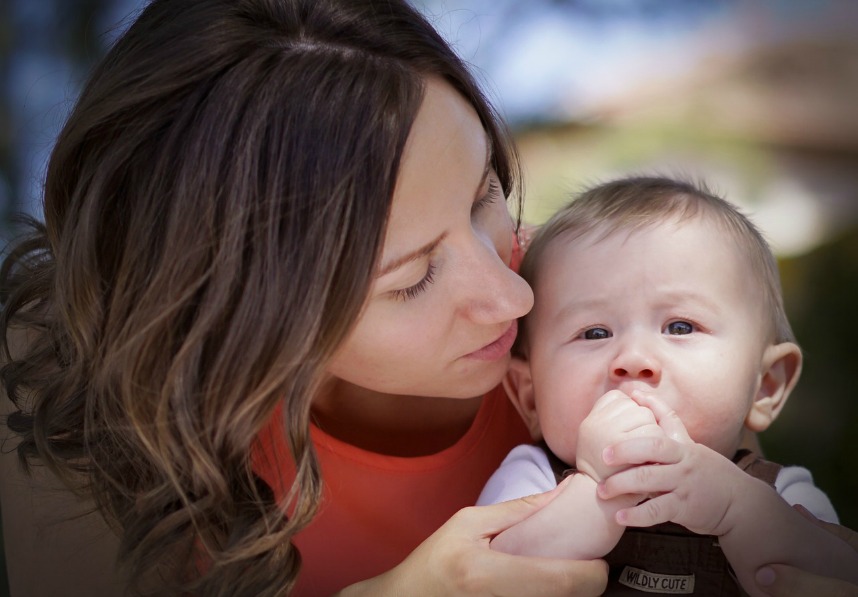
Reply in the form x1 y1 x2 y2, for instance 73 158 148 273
0 0 520 594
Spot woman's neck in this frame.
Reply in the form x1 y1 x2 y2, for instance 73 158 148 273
311 379 483 457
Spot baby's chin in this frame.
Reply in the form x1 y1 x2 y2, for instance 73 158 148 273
547 444 576 467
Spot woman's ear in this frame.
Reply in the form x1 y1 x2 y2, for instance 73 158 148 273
746 342 802 432
503 356 542 441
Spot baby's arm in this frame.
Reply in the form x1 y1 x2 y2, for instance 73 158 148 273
489 390 661 559
490 472 636 559
599 393 858 597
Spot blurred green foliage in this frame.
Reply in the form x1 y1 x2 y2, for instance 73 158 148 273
771 229 858 529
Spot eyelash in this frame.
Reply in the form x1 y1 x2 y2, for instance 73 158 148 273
391 179 500 302
471 178 502 213
391 262 437 302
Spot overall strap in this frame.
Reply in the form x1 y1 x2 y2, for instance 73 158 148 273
732 449 782 487
538 440 576 483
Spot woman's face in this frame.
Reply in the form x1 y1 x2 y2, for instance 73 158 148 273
325 77 534 399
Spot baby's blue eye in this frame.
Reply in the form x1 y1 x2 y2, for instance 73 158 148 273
581 327 611 340
666 321 693 335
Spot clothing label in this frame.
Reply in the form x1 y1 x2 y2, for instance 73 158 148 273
618 566 695 594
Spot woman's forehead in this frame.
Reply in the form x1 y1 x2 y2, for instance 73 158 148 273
381 78 489 258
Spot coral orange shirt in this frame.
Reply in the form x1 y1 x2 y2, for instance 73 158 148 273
253 384 530 596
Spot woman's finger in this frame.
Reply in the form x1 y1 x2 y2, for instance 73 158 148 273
441 495 609 597
793 505 858 551
475 555 608 597
462 487 564 538
755 564 858 597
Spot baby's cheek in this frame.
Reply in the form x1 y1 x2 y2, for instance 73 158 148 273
682 417 739 457
544 423 579 465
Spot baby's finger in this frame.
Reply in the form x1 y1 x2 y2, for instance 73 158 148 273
603 436 682 470
630 392 692 443
615 493 678 528
589 389 633 414
597 461 676 500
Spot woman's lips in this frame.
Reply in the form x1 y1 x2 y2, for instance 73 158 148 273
465 320 518 361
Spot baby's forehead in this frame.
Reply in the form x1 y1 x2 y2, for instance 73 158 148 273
545 211 720 254
534 211 759 292
582 208 719 240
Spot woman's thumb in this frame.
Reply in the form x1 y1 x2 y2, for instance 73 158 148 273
472 485 563 536
756 564 858 597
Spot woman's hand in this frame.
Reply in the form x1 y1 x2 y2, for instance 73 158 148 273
339 489 608 597
754 507 858 597
755 564 858 597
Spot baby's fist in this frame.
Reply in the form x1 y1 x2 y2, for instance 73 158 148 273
577 390 664 481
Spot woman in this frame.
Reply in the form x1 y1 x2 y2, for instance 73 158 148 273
0 0 605 595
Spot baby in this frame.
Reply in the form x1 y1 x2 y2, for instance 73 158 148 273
479 176 857 596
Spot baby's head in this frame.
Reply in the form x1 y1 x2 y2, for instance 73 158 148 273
507 176 802 465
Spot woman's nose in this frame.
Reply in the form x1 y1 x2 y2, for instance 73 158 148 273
459 237 533 325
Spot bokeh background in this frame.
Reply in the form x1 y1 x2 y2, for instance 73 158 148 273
1 0 856 593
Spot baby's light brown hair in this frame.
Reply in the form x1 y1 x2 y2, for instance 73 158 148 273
515 176 795 356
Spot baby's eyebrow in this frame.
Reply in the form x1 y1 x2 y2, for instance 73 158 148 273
552 298 606 324
654 290 723 313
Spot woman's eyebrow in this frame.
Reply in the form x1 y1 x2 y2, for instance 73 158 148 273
377 136 491 278
377 232 448 277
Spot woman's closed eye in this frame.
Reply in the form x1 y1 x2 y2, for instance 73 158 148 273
471 177 502 215
390 262 437 301
389 175 501 303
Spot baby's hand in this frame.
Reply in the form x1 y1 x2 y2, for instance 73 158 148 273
598 393 741 536
576 390 666 482
601 439 744 536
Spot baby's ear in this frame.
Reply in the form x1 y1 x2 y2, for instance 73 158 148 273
503 356 542 441
746 342 802 432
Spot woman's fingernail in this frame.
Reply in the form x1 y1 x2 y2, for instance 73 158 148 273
755 566 776 587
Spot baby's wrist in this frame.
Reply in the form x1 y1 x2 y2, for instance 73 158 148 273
574 456 614 483
575 438 612 481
